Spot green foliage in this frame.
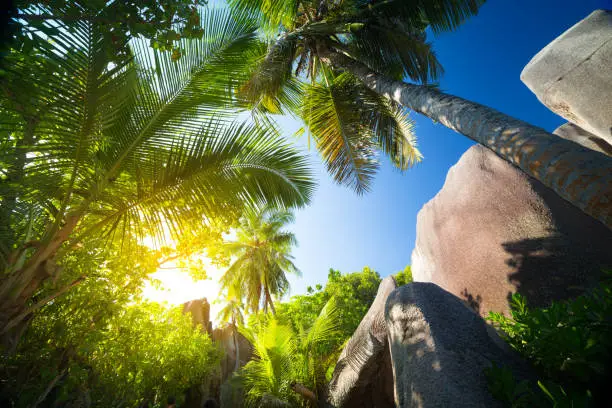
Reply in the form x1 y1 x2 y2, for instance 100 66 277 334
277 267 379 348
0 237 221 407
239 265 412 406
275 265 412 373
302 71 421 193
1 5 313 256
394 265 413 287
238 298 340 407
217 287 246 327
0 3 314 342
487 272 612 407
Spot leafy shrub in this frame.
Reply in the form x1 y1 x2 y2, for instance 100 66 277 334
487 271 612 407
239 299 340 407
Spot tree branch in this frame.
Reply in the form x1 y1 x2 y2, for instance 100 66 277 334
1 276 85 335
29 368 67 408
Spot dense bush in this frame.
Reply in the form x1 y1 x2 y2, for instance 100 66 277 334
487 272 612 407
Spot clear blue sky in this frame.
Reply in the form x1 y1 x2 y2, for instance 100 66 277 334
284 0 610 296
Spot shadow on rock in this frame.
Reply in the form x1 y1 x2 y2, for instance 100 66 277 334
385 282 531 408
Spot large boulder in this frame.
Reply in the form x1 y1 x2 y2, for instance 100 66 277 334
553 122 612 156
385 283 531 408
411 145 612 317
521 9 612 144
326 276 397 408
212 324 253 382
185 325 253 408
183 298 212 335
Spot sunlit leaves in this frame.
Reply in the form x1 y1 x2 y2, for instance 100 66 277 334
238 297 340 407
229 0 300 34
0 6 314 271
8 0 210 62
2 235 221 407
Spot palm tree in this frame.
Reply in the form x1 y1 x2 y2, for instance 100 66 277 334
219 288 247 328
221 207 301 315
229 0 612 228
239 298 339 407
0 6 315 348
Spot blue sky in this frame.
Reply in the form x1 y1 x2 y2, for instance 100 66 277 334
285 0 610 296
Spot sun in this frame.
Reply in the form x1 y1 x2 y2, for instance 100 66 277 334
140 257 225 326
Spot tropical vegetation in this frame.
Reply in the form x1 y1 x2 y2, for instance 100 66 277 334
240 298 339 407
0 3 314 347
2 1 610 408
0 234 221 407
486 271 612 407
230 266 412 406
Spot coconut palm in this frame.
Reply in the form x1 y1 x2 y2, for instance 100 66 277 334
239 298 339 407
0 6 315 348
230 0 612 228
221 207 300 315
219 287 247 328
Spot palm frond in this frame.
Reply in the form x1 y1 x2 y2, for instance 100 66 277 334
91 120 313 238
99 7 263 180
239 37 304 115
301 70 421 193
239 319 298 407
364 95 423 170
1 5 316 263
344 25 443 83
304 297 340 351
302 72 378 194
220 206 301 315
338 0 484 34
229 0 300 34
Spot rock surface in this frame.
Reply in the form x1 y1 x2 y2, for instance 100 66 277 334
181 300 253 407
183 298 212 335
326 276 397 408
411 145 612 317
521 9 612 143
553 122 612 156
213 324 253 382
385 282 530 408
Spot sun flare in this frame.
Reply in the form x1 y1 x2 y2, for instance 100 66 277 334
141 259 224 325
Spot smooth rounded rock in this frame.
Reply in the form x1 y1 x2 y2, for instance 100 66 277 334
385 283 530 408
553 122 612 156
411 145 612 317
326 276 397 408
521 9 612 143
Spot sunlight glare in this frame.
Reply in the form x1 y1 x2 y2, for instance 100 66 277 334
141 259 224 326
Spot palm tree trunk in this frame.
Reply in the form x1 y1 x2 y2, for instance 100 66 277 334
264 286 277 315
0 214 81 349
324 50 612 229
